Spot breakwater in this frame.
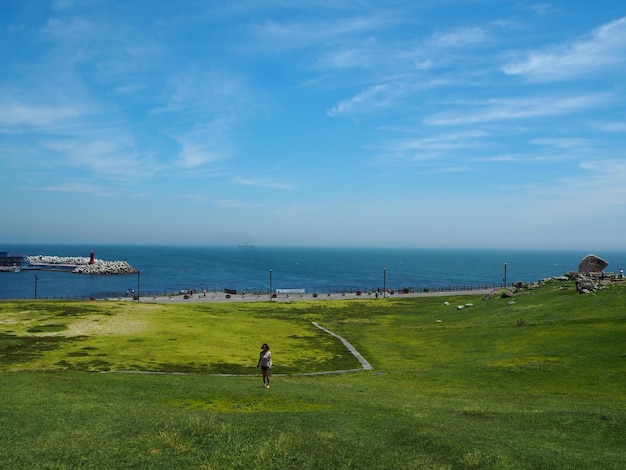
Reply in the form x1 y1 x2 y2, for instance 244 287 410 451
26 255 137 275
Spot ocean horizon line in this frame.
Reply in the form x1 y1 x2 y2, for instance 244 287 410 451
4 242 625 253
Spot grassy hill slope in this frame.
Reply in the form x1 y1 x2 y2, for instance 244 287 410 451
0 280 624 469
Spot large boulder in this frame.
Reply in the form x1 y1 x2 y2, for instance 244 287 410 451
575 274 598 294
578 254 608 273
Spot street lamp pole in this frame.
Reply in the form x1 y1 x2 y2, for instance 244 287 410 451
269 269 273 302
137 270 141 302
383 267 387 298
503 263 507 288
34 275 38 299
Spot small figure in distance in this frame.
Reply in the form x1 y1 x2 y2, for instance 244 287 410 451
257 343 272 388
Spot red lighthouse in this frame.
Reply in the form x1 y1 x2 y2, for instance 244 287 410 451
89 251 95 265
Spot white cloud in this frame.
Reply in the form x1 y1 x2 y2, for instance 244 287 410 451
0 100 87 130
40 135 156 181
42 16 95 41
593 121 626 132
327 84 391 117
176 144 224 169
182 193 209 203
579 158 626 176
314 44 378 70
251 14 399 50
38 181 113 197
160 68 251 117
425 93 612 126
169 119 235 171
503 16 626 81
51 0 91 11
429 27 491 48
213 198 263 209
516 158 626 200
374 130 488 163
530 137 591 150
232 176 295 190
422 164 472 174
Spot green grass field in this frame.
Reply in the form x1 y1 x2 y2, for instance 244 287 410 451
1 280 624 469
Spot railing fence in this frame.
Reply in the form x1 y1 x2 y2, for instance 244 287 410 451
27 283 503 300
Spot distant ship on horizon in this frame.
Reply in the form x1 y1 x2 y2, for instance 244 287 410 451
237 243 254 248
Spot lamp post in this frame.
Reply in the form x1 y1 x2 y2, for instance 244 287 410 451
34 275 38 299
137 270 141 302
383 267 387 298
269 269 273 302
503 263 507 288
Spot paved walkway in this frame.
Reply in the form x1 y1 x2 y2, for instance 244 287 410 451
312 322 372 371
139 288 496 304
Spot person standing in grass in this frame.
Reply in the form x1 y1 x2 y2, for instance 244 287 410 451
257 343 272 388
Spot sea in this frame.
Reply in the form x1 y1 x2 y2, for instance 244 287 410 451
1 244 625 300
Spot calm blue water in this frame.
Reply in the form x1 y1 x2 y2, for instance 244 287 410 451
1 244 625 300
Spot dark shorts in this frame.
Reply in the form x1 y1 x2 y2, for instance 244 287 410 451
261 366 270 371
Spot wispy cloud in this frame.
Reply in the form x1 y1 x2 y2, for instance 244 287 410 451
579 158 626 175
525 4 559 16
51 0 85 11
503 16 626 81
531 137 589 147
313 23 493 76
232 176 295 190
314 42 380 70
592 120 626 132
0 92 93 131
157 69 259 171
429 27 491 48
159 67 254 118
169 119 236 171
375 130 488 163
327 84 392 117
526 158 626 210
477 151 582 164
42 16 95 41
422 164 472 174
175 143 225 169
39 134 157 181
250 14 400 50
213 198 263 209
425 93 612 126
38 181 114 197
182 193 209 203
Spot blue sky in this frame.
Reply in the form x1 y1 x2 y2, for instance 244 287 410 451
1 1 625 249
